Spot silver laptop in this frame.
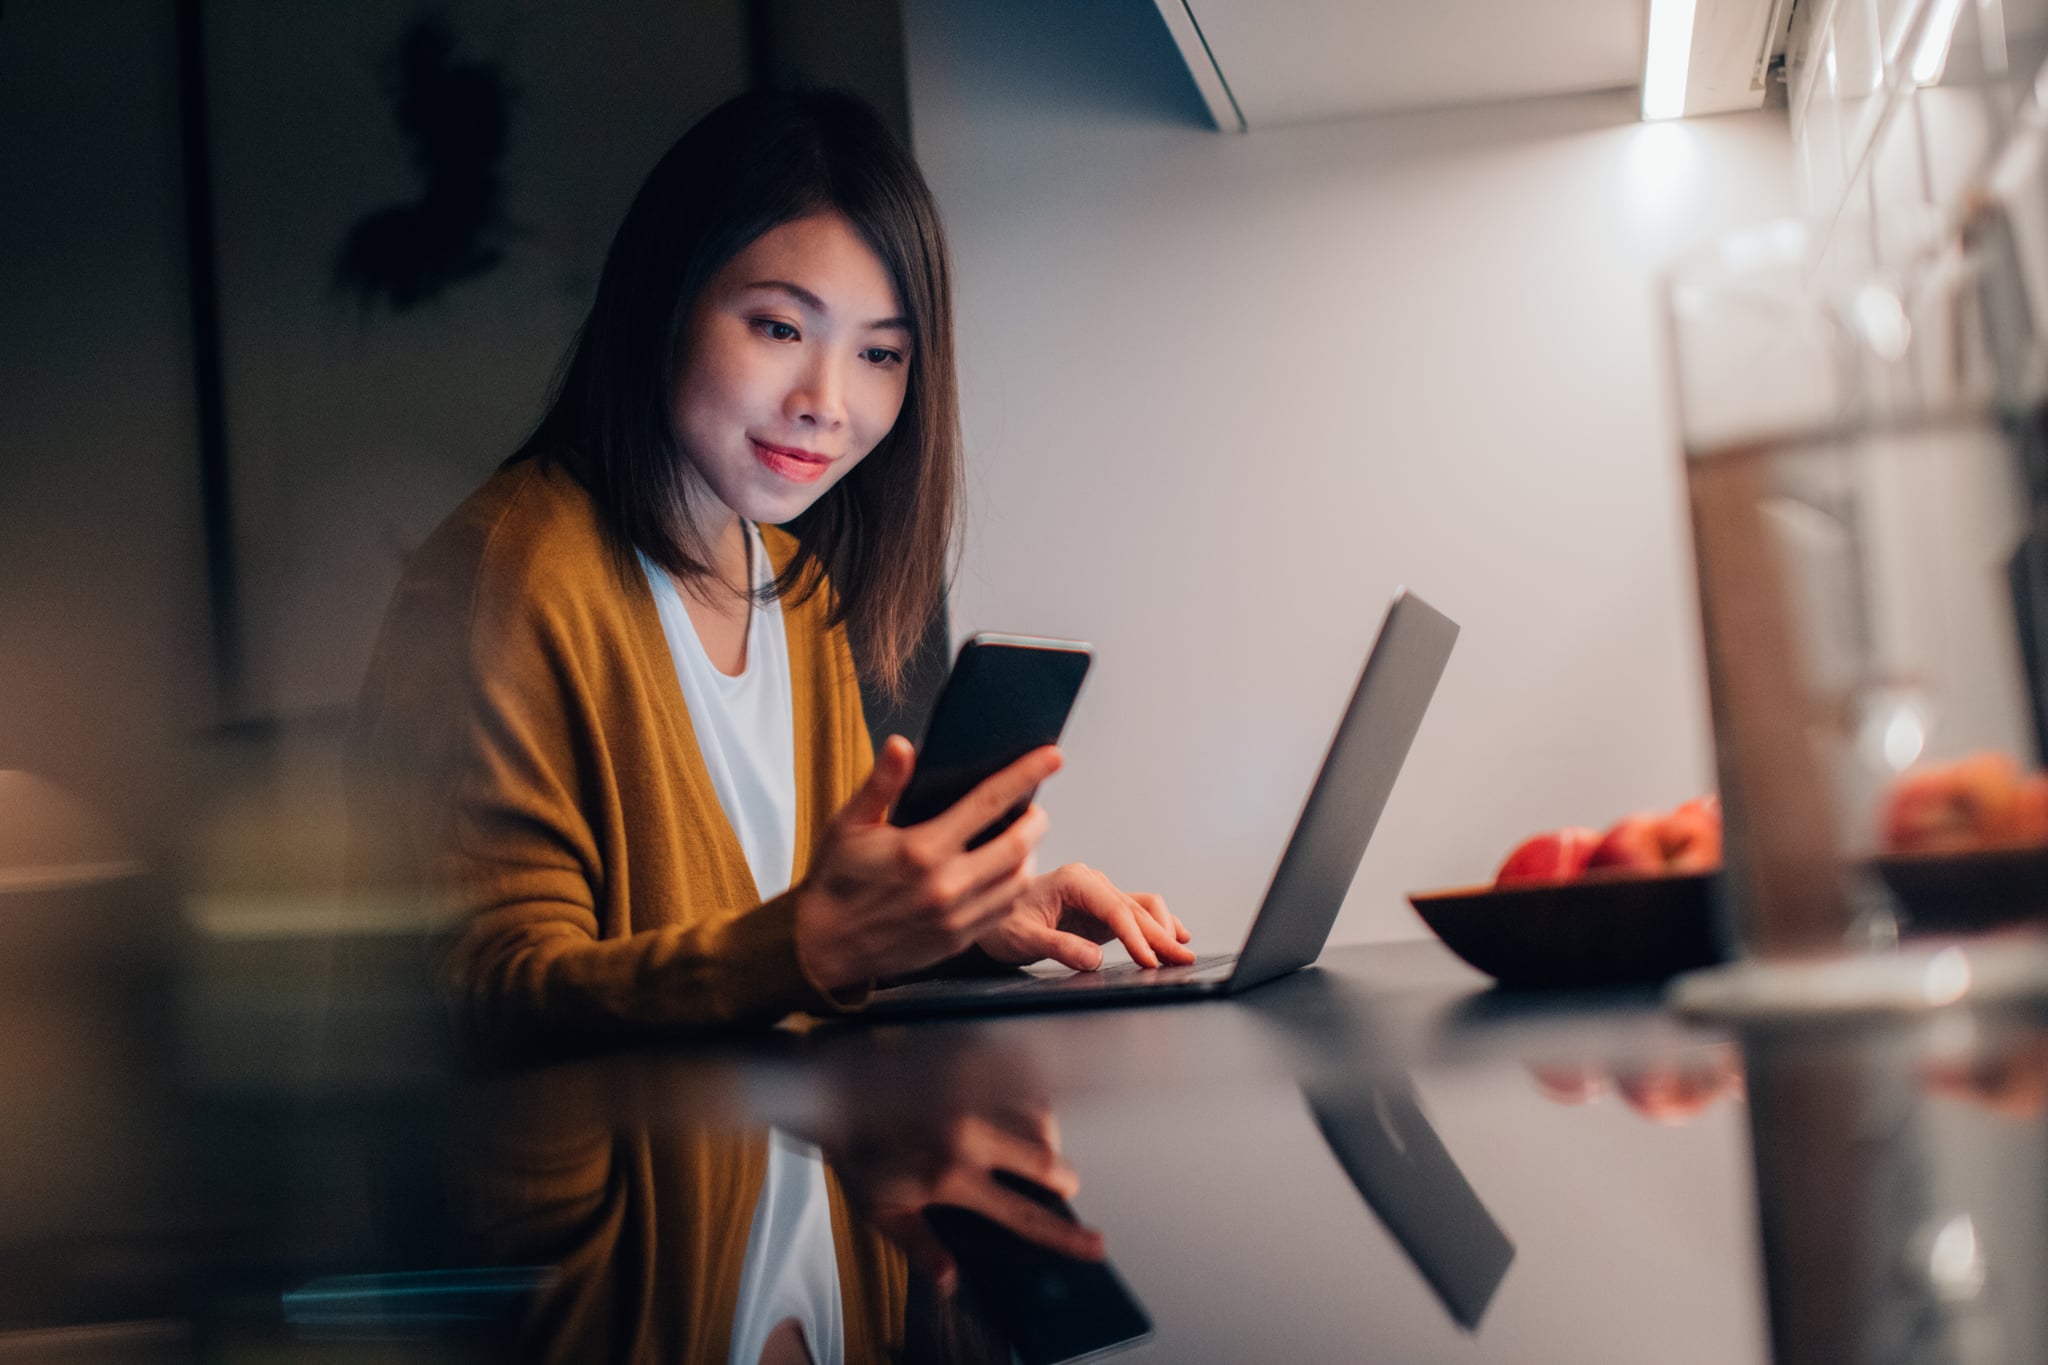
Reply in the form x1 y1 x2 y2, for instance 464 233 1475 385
862 590 1459 1020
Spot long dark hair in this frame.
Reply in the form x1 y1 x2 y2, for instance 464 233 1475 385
517 89 959 699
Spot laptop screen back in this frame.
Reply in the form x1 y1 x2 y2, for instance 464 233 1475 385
1230 591 1459 990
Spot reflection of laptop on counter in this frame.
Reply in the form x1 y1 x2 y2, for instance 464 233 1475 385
862 590 1459 1020
1308 1076 1515 1330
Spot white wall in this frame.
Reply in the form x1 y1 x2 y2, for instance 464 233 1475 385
904 0 1798 946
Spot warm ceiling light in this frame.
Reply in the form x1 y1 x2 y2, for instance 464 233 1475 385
1642 0 1700 120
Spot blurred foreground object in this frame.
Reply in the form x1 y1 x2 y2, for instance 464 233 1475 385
0 766 161 986
0 772 184 1345
0 769 146 894
1739 1005 2048 1364
1665 181 2048 1011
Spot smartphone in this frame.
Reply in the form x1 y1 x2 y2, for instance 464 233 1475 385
923 1169 1153 1364
888 633 1093 848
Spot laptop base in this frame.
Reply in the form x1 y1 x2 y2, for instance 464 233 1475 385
863 954 1241 1020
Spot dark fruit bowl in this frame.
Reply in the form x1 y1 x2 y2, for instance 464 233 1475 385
1408 870 1724 989
1414 841 2048 989
1874 841 2048 933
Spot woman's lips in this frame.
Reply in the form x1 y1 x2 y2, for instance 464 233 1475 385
750 438 833 485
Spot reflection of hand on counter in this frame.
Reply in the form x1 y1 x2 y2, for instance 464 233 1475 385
815 1041 1101 1294
806 1036 1133 1361
826 1105 1103 1295
1527 1044 1744 1125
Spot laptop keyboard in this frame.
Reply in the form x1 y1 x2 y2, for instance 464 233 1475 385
873 954 1238 1001
1001 952 1239 991
1092 953 1234 978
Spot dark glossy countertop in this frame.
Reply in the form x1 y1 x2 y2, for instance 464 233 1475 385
4 930 2045 1364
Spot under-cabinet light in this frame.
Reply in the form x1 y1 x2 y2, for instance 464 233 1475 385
1642 0 1700 120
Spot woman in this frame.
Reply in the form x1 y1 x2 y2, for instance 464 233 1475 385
349 90 1192 1050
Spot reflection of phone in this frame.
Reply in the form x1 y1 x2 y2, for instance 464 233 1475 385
888 634 1092 848
924 1170 1153 1365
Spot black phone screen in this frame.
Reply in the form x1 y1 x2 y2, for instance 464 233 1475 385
888 636 1092 848
923 1170 1153 1365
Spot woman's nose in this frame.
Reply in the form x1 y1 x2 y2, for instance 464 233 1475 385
785 354 847 430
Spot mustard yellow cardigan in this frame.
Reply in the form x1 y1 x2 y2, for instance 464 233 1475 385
348 456 875 1048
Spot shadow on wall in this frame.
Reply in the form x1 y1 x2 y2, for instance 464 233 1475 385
935 0 1217 131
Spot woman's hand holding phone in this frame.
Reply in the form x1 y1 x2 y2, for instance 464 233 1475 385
794 735 1059 991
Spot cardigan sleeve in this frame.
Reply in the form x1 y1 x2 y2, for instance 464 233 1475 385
465 609 871 1047
348 524 864 1055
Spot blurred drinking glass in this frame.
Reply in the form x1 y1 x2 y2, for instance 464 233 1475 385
1663 204 2048 985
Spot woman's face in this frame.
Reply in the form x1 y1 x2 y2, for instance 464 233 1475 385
672 211 913 528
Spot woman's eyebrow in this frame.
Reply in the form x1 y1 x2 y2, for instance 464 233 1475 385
744 279 910 332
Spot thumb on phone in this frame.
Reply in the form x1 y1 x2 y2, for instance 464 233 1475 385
841 734 917 827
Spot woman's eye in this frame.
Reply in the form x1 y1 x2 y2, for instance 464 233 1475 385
863 347 903 367
753 319 800 342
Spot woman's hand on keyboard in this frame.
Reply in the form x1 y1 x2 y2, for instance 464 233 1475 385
972 863 1194 971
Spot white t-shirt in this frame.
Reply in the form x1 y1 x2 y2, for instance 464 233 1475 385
640 527 798 899
639 529 842 1365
